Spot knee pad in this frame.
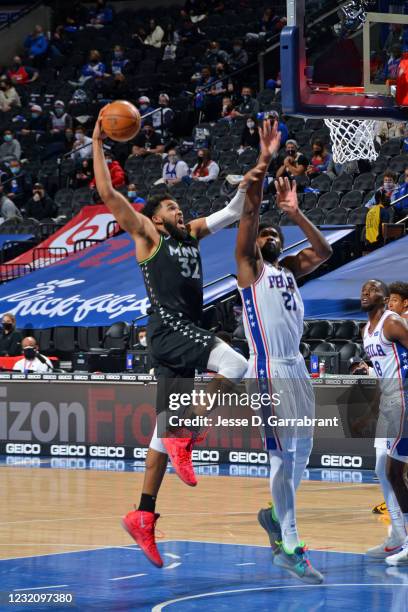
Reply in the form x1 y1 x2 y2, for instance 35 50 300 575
207 339 248 381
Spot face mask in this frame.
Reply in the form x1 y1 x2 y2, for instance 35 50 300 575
140 104 148 111
114 51 123 59
106 159 112 166
2 322 13 331
168 155 177 163
75 132 83 141
287 149 296 156
23 347 36 360
144 130 153 137
247 121 255 129
13 63 21 70
11 167 19 174
233 46 241 52
128 191 136 198
242 95 250 101
314 149 322 155
4 135 12 142
31 113 40 119
384 181 394 190
55 108 64 116
139 336 147 347
197 154 204 160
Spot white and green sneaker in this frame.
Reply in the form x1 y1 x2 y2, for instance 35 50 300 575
273 542 324 584
257 507 282 554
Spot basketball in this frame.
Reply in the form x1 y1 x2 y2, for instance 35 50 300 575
101 100 141 142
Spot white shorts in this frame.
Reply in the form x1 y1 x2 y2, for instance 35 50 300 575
374 391 408 463
245 353 315 453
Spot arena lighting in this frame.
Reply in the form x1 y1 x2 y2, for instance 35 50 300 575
334 0 376 37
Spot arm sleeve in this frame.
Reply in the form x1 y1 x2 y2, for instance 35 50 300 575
205 186 248 233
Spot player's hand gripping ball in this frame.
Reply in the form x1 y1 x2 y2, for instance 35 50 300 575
101 100 141 142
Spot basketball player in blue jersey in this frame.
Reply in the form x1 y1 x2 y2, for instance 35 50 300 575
361 280 408 565
235 156 332 583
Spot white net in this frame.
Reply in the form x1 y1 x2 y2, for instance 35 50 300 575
323 118 378 164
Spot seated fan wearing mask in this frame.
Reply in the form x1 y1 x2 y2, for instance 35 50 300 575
13 336 53 373
0 313 22 356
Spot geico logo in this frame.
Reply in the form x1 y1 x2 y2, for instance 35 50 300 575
322 469 363 483
50 445 86 456
330 379 341 385
5 443 41 454
229 451 268 464
321 455 363 468
89 446 125 457
195 465 220 476
191 450 219 462
89 459 125 471
50 458 86 469
133 447 148 459
229 465 269 477
6 456 41 466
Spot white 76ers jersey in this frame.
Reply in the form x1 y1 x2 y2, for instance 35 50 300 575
239 262 304 359
363 310 408 386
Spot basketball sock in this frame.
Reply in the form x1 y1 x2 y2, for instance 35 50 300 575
138 493 156 514
375 448 405 538
269 449 299 553
293 437 313 491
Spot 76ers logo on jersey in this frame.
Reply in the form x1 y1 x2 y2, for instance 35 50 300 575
268 273 297 311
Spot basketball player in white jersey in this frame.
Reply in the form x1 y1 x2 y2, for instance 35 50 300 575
236 170 332 583
372 280 408 516
361 280 408 565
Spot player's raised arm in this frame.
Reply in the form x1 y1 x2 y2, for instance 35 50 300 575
235 120 281 287
189 119 281 242
277 177 333 278
92 111 159 256
383 315 408 348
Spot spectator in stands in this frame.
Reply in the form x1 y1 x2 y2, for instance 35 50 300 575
90 153 125 189
26 183 56 220
138 96 155 127
111 45 129 78
162 147 189 185
0 314 22 356
220 96 235 121
177 17 203 45
366 169 398 208
13 336 53 373
74 50 108 86
0 77 21 112
203 41 229 68
267 110 288 145
20 104 47 136
24 25 49 65
383 44 402 82
130 124 164 157
375 120 405 145
4 160 31 207
0 178 22 221
74 159 93 188
48 100 73 134
127 183 145 210
50 25 72 57
365 190 391 250
70 127 93 160
238 116 260 152
134 327 147 350
232 86 259 117
227 39 248 71
7 56 39 85
210 62 231 96
276 139 308 179
246 9 285 45
191 148 219 182
87 0 113 27
0 130 21 162
394 165 408 218
306 140 332 178
144 19 165 48
152 93 174 134
162 23 180 61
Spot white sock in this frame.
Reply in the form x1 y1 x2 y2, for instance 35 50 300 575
269 449 299 553
375 447 405 538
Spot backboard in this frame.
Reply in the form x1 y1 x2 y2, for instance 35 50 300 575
281 0 408 119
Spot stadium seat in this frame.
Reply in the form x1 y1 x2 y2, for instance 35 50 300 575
389 155 407 173
305 209 326 224
334 341 363 373
317 191 340 209
38 328 54 353
372 156 389 174
340 190 363 208
347 206 368 224
299 341 311 359
324 209 349 224
353 173 375 191
307 320 333 340
380 138 401 157
103 322 130 350
333 320 360 340
332 174 353 192
311 174 332 192
53 327 77 355
312 341 336 354
294 175 310 190
300 192 317 210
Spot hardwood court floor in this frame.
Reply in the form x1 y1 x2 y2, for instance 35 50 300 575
0 466 389 560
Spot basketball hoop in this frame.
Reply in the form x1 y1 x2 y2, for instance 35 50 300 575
324 118 378 164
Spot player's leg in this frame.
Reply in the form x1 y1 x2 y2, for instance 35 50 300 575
385 451 408 566
366 445 406 559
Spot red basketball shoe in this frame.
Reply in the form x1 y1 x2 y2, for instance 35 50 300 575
121 510 163 568
163 434 197 486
